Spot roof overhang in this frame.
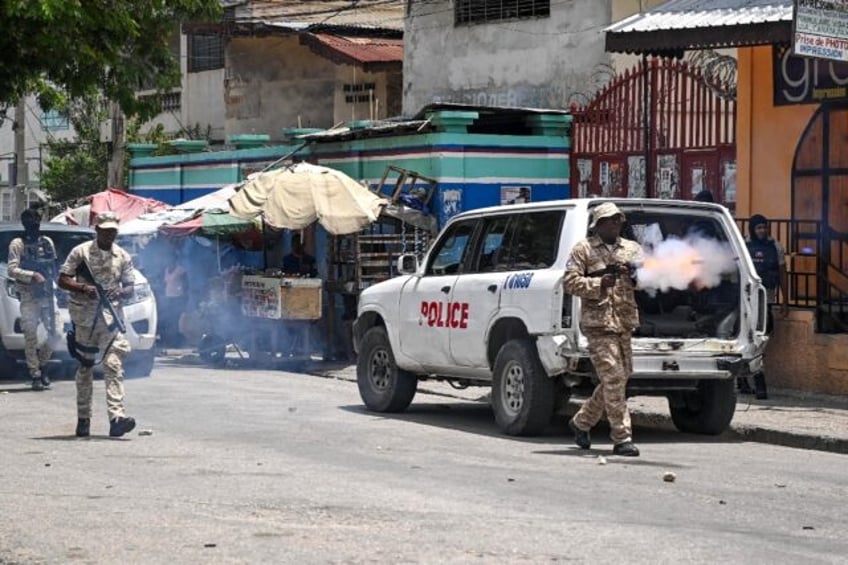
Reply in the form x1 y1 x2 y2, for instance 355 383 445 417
605 0 793 56
299 33 402 71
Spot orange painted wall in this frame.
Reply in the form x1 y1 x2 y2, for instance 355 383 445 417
736 46 817 220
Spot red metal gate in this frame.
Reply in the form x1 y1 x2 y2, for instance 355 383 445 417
571 58 737 209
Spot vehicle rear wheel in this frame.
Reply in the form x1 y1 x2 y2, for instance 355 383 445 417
668 378 736 435
492 339 555 436
124 349 155 378
356 326 417 412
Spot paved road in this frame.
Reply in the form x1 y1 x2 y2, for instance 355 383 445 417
1 362 846 564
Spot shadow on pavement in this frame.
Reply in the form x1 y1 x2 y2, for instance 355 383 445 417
339 402 740 451
33 435 130 442
0 385 41 394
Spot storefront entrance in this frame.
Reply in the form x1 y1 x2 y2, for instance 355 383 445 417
792 103 848 332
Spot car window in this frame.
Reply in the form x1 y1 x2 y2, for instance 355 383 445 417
427 220 477 276
474 216 512 273
624 211 728 245
497 211 564 271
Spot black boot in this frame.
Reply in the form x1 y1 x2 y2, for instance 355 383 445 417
737 377 753 395
569 418 591 449
753 373 768 400
109 416 136 438
75 418 90 437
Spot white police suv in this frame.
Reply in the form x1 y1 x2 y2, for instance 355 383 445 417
353 198 769 436
0 223 158 378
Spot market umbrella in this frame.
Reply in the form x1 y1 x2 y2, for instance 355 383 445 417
159 209 256 237
228 162 388 235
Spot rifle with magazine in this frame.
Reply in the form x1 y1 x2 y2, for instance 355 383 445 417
66 259 126 367
587 261 641 281
19 237 59 337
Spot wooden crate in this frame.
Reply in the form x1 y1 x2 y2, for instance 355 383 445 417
280 281 322 320
242 275 322 320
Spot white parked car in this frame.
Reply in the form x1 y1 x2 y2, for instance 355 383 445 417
353 198 769 436
0 223 158 378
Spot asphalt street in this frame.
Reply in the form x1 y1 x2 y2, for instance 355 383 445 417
1 361 846 564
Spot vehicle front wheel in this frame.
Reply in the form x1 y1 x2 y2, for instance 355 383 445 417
668 378 736 435
124 350 155 378
492 339 555 436
356 326 417 412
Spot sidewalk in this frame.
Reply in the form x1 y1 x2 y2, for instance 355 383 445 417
309 363 848 455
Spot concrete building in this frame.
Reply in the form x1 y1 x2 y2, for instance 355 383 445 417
403 0 667 113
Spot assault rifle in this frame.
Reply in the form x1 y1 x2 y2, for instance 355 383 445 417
19 237 59 337
66 260 127 368
78 260 127 335
587 261 641 280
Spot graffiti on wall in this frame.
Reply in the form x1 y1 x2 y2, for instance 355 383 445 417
442 189 462 219
656 155 680 200
627 156 646 198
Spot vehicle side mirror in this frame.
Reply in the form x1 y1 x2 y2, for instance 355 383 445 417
397 254 419 275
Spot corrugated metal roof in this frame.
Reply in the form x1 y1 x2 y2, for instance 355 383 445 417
305 34 402 65
605 0 793 54
606 0 792 34
228 0 404 32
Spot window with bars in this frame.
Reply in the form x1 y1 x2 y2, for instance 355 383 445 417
343 83 376 104
0 190 12 222
455 0 550 25
188 34 225 72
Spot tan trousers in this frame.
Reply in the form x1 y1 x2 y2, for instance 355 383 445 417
20 298 60 377
573 332 633 444
74 319 131 420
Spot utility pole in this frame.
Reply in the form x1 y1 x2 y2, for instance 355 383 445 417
13 98 29 218
106 101 125 189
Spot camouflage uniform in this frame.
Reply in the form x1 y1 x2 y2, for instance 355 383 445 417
563 212 643 445
60 239 134 420
7 236 60 379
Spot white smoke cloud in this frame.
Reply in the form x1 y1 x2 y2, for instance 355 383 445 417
635 225 738 293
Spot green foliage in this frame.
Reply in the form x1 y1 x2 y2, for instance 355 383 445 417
0 0 221 120
39 96 110 202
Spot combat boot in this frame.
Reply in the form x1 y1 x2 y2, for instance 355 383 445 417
40 374 51 390
31 377 44 391
569 418 591 449
75 418 90 438
109 416 136 438
613 441 640 457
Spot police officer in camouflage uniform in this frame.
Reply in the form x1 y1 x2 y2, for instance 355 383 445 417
563 202 643 457
7 204 60 390
58 212 137 438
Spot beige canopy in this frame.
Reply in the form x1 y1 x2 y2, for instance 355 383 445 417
228 163 388 235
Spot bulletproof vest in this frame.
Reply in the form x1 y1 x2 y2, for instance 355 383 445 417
20 237 56 276
747 238 779 289
20 237 56 296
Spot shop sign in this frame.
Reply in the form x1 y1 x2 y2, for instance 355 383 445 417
773 45 848 105
793 0 848 62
